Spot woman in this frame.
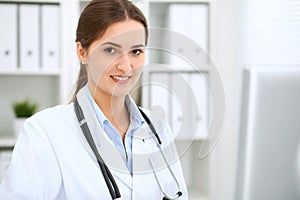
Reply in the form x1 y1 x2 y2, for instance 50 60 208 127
0 0 188 199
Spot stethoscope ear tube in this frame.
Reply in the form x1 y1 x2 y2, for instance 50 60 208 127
74 98 121 199
138 107 162 145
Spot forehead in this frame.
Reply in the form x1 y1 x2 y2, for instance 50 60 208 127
92 20 146 48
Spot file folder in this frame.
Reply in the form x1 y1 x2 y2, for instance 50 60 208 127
0 4 18 70
41 5 60 71
19 4 40 71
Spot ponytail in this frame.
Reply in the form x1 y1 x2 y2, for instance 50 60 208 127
71 63 88 102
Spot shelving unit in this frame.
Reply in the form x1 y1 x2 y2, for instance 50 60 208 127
0 137 16 151
139 1 215 199
0 0 61 136
0 0 80 135
0 0 80 181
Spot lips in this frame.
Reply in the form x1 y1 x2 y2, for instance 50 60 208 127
110 75 131 84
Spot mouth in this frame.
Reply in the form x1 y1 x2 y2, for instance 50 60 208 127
110 75 132 84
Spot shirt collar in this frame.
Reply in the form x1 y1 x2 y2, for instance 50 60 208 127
125 95 145 129
84 85 145 129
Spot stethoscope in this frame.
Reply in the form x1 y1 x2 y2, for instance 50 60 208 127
74 97 183 200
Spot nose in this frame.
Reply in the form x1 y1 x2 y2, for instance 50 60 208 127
116 53 131 73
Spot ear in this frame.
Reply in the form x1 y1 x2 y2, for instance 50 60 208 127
76 42 87 63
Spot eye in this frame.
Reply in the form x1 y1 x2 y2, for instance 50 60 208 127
104 47 116 54
131 49 144 56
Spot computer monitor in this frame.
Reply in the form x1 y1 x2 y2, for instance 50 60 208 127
235 66 300 200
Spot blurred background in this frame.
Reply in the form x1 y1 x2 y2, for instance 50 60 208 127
0 0 299 199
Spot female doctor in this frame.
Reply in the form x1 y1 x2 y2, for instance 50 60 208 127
0 0 188 199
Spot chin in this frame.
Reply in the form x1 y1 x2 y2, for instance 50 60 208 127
110 88 132 97
110 82 137 97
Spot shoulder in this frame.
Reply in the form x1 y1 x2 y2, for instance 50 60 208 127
30 103 73 119
25 103 75 129
16 103 79 148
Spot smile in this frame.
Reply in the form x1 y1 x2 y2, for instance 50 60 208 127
110 75 131 83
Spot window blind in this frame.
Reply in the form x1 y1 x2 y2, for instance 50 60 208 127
239 0 300 65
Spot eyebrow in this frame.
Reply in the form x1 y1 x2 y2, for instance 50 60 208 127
131 44 145 49
101 42 145 49
101 42 121 48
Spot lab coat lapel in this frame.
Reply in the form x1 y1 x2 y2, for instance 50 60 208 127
132 126 166 199
132 124 154 173
76 88 133 189
132 108 159 174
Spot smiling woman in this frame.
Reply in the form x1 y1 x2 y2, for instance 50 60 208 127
76 20 147 141
0 0 188 199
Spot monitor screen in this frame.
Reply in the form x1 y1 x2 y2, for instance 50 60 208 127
236 66 300 200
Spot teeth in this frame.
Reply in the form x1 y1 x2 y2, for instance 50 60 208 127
112 76 129 81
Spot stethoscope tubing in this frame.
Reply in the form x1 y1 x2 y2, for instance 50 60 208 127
74 98 121 199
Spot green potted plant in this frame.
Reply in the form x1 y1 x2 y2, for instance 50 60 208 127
12 99 38 137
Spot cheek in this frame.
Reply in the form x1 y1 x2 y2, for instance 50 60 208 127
87 50 117 75
133 66 143 77
87 64 106 86
87 57 112 81
131 57 144 77
131 55 145 69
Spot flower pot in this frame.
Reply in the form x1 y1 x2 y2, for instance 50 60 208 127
13 117 27 138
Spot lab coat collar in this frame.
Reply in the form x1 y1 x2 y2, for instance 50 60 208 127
76 87 133 189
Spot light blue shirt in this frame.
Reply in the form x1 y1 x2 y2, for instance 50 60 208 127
85 86 144 175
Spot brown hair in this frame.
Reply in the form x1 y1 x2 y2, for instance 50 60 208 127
72 0 148 101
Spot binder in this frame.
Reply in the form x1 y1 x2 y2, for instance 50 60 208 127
189 5 208 53
167 5 188 69
171 72 190 139
41 5 60 71
168 4 209 69
19 4 40 71
189 5 209 65
149 72 171 130
190 73 208 139
0 4 18 70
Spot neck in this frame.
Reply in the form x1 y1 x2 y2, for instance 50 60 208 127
88 85 129 141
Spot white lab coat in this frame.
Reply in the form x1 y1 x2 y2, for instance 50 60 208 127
0 87 188 200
